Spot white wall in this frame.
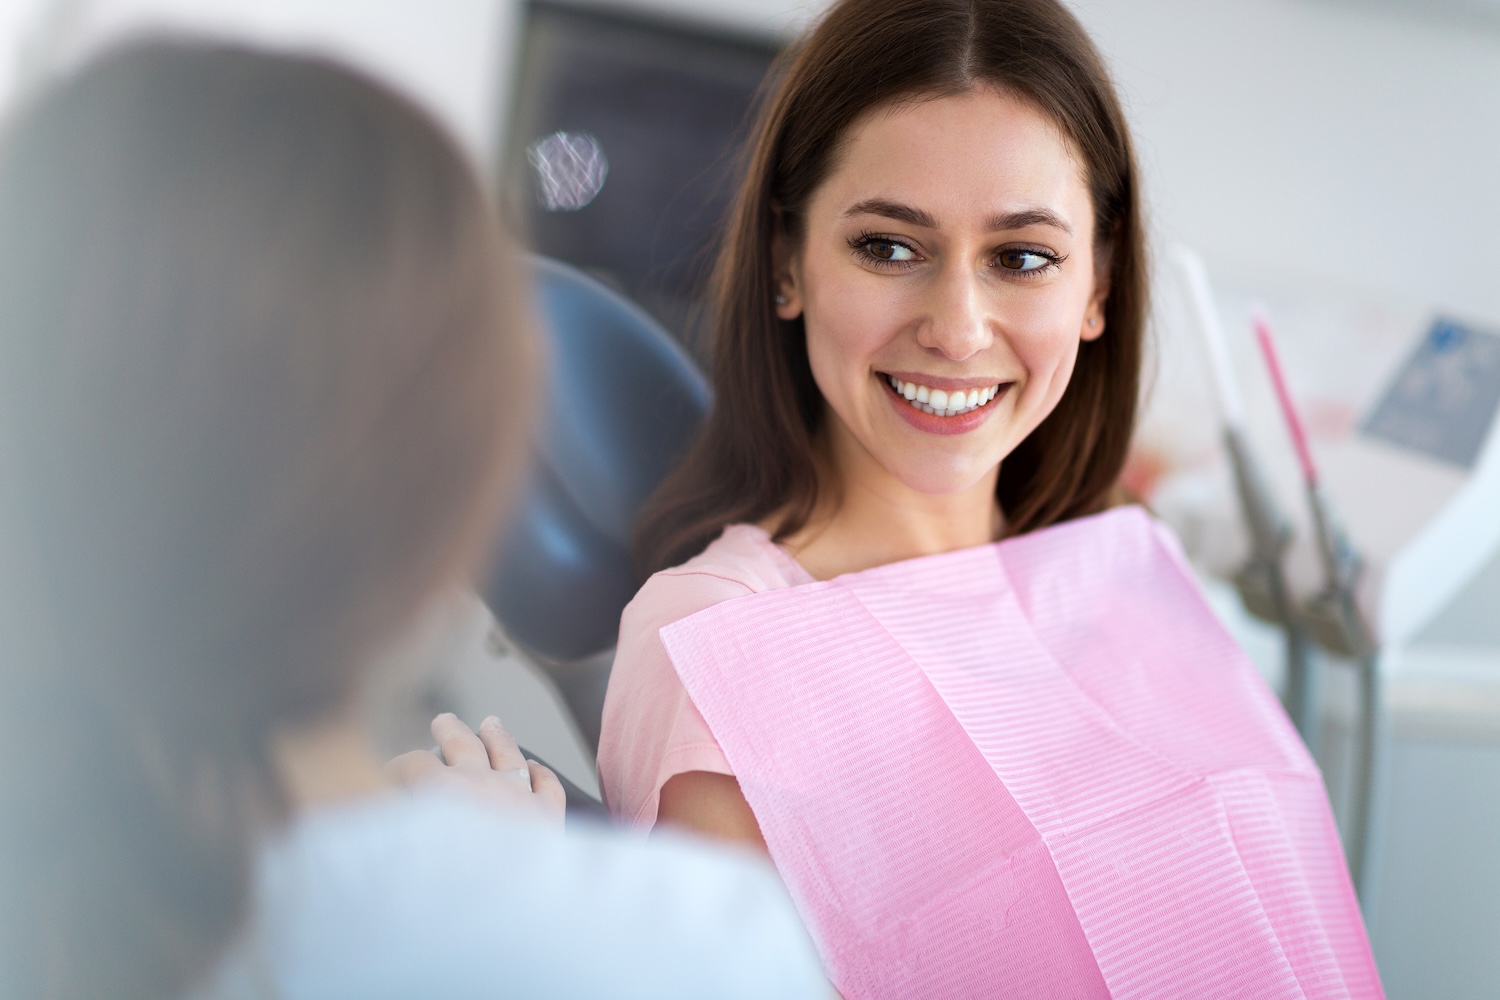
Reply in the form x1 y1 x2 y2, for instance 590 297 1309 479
1076 0 1500 325
2 0 508 162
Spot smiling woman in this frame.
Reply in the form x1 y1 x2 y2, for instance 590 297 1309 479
632 3 1144 577
608 0 1146 831
598 0 1381 996
773 86 1108 553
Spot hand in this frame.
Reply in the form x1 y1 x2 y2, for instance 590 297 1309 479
387 713 565 828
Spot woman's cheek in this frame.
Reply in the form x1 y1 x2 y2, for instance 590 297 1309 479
1010 325 1083 417
804 318 870 426
808 301 894 389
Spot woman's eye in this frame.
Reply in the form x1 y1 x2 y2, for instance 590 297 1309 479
997 249 1056 272
856 238 917 263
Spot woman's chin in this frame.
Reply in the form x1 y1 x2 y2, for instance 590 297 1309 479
882 456 1001 499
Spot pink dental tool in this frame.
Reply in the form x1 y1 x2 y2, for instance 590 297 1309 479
1251 308 1381 899
1172 248 1318 754
1253 309 1320 487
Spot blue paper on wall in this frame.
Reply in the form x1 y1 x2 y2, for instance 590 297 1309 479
1361 318 1500 469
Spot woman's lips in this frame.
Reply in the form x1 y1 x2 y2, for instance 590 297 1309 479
884 374 1000 416
880 373 1011 436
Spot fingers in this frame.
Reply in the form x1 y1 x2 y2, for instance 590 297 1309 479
399 716 567 829
527 760 567 824
430 712 488 770
386 749 444 786
476 715 526 773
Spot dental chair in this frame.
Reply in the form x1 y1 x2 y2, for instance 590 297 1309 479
484 256 711 813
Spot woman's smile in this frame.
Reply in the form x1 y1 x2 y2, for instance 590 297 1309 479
777 84 1105 498
878 372 1014 436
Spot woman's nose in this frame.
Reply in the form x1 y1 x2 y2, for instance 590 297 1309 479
914 267 993 361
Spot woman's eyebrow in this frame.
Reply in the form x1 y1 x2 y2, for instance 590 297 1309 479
842 198 936 228
843 199 1073 236
989 208 1073 235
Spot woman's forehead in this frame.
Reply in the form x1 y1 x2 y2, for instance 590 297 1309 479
815 87 1092 234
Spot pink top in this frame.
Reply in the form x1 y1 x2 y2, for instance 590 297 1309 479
597 524 814 828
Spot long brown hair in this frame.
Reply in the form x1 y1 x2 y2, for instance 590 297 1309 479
636 0 1146 574
0 42 531 1000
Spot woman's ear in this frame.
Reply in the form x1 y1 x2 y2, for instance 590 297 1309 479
1081 294 1106 342
770 228 804 321
1080 241 1112 341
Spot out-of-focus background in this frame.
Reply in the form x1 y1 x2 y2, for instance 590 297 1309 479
3 2 1496 996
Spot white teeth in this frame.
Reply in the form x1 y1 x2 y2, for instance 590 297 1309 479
886 375 1003 417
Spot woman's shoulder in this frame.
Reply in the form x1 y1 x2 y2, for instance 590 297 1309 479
624 523 811 633
659 522 810 592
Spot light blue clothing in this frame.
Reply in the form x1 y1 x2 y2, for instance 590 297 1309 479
200 790 826 999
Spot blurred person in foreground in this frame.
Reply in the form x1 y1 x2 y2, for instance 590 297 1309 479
0 41 826 1000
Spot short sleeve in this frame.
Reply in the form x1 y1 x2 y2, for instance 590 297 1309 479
597 568 754 829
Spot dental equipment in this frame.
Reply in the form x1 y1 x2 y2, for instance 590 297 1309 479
1171 246 1319 754
1252 310 1382 902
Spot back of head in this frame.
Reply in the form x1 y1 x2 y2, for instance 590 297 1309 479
0 41 530 999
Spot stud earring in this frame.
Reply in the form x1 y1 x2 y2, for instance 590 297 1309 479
775 294 788 305
1088 317 1098 327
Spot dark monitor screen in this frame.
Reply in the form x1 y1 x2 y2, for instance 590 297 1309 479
503 1 782 360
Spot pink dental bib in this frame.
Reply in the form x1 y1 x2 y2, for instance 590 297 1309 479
660 507 1381 999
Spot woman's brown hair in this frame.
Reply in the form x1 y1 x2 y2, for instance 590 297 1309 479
0 42 530 999
636 0 1145 573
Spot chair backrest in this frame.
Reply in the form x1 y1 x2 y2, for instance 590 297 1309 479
485 257 711 744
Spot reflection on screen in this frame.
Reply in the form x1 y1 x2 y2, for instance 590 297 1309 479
504 2 781 362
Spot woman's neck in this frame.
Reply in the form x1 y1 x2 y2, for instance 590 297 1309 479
777 424 1003 580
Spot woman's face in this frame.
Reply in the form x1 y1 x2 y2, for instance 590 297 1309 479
777 86 1106 498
